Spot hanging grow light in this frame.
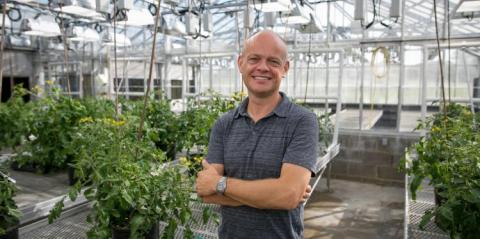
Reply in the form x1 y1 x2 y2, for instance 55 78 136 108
20 16 61 37
102 31 131 46
116 9 154 27
51 0 103 19
249 0 291 12
280 0 311 24
295 13 322 33
451 0 480 19
67 26 100 42
0 14 11 30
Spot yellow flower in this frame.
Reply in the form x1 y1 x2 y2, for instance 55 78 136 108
193 156 204 163
32 85 43 94
79 117 94 123
111 120 125 126
46 80 54 86
179 157 191 167
431 126 440 132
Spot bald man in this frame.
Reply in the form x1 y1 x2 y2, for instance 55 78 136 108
196 30 319 239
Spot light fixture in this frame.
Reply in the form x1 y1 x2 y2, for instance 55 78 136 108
354 0 365 21
280 0 311 24
116 9 154 26
51 0 103 19
451 0 480 19
249 0 291 12
263 12 276 28
185 11 199 35
67 26 100 42
157 15 187 37
7 35 31 47
20 16 61 37
0 14 11 30
102 31 131 46
295 13 322 33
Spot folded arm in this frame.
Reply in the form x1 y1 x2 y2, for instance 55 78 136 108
196 161 311 210
224 163 310 210
198 163 243 207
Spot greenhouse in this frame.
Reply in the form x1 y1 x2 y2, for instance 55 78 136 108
0 0 479 238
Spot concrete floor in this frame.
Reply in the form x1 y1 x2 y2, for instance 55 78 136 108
304 179 404 239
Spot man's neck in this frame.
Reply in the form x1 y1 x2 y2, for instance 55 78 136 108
247 92 282 123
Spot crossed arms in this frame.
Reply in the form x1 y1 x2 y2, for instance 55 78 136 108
196 160 312 210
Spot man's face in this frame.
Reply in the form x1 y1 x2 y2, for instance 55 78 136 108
238 33 289 98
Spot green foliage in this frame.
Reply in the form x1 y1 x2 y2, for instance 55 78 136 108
0 168 21 236
48 117 202 239
317 113 334 154
79 97 116 119
0 86 34 149
13 89 88 173
402 103 480 238
178 91 239 152
145 98 180 160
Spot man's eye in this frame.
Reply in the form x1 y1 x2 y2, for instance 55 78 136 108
247 58 259 63
269 60 281 67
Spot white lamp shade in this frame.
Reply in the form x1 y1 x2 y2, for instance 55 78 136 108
68 26 100 42
21 16 61 37
116 9 154 27
249 0 291 12
103 32 131 46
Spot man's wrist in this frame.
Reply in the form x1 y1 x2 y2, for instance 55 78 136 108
216 176 228 195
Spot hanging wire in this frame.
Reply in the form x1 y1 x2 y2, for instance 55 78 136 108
303 30 313 103
447 0 451 102
117 16 128 102
433 0 448 124
0 2 7 101
137 0 163 141
58 5 71 95
369 46 390 124
113 0 120 118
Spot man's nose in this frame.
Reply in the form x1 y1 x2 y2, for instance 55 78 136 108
256 59 269 71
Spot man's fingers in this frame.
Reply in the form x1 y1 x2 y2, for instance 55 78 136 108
202 160 210 169
306 185 312 193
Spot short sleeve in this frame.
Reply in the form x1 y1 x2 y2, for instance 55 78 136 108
282 112 319 176
206 116 226 165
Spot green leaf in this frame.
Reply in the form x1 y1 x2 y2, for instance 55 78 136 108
410 175 423 200
202 208 211 224
437 205 454 223
121 189 133 205
130 214 145 235
48 197 66 224
419 209 434 229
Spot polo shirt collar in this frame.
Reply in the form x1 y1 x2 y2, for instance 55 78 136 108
234 92 290 119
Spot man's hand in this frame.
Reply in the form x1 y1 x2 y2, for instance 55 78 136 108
300 185 312 204
196 160 222 197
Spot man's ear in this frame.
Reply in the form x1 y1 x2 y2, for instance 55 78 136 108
237 55 243 68
283 60 290 76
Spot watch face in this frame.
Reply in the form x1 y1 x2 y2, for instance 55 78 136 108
216 177 226 194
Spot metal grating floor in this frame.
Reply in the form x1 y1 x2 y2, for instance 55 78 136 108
21 202 220 239
406 179 449 239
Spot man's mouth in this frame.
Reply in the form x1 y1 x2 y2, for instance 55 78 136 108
252 76 271 80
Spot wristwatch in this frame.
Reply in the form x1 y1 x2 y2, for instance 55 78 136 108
216 176 227 195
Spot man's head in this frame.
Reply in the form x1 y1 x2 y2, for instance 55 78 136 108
238 30 289 98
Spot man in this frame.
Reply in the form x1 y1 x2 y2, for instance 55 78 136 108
196 30 319 239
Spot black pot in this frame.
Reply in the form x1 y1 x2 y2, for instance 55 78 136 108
434 187 447 207
11 160 51 174
0 228 18 239
111 222 159 239
10 161 37 173
67 165 77 186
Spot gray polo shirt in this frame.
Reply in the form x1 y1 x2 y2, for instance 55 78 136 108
207 92 319 239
